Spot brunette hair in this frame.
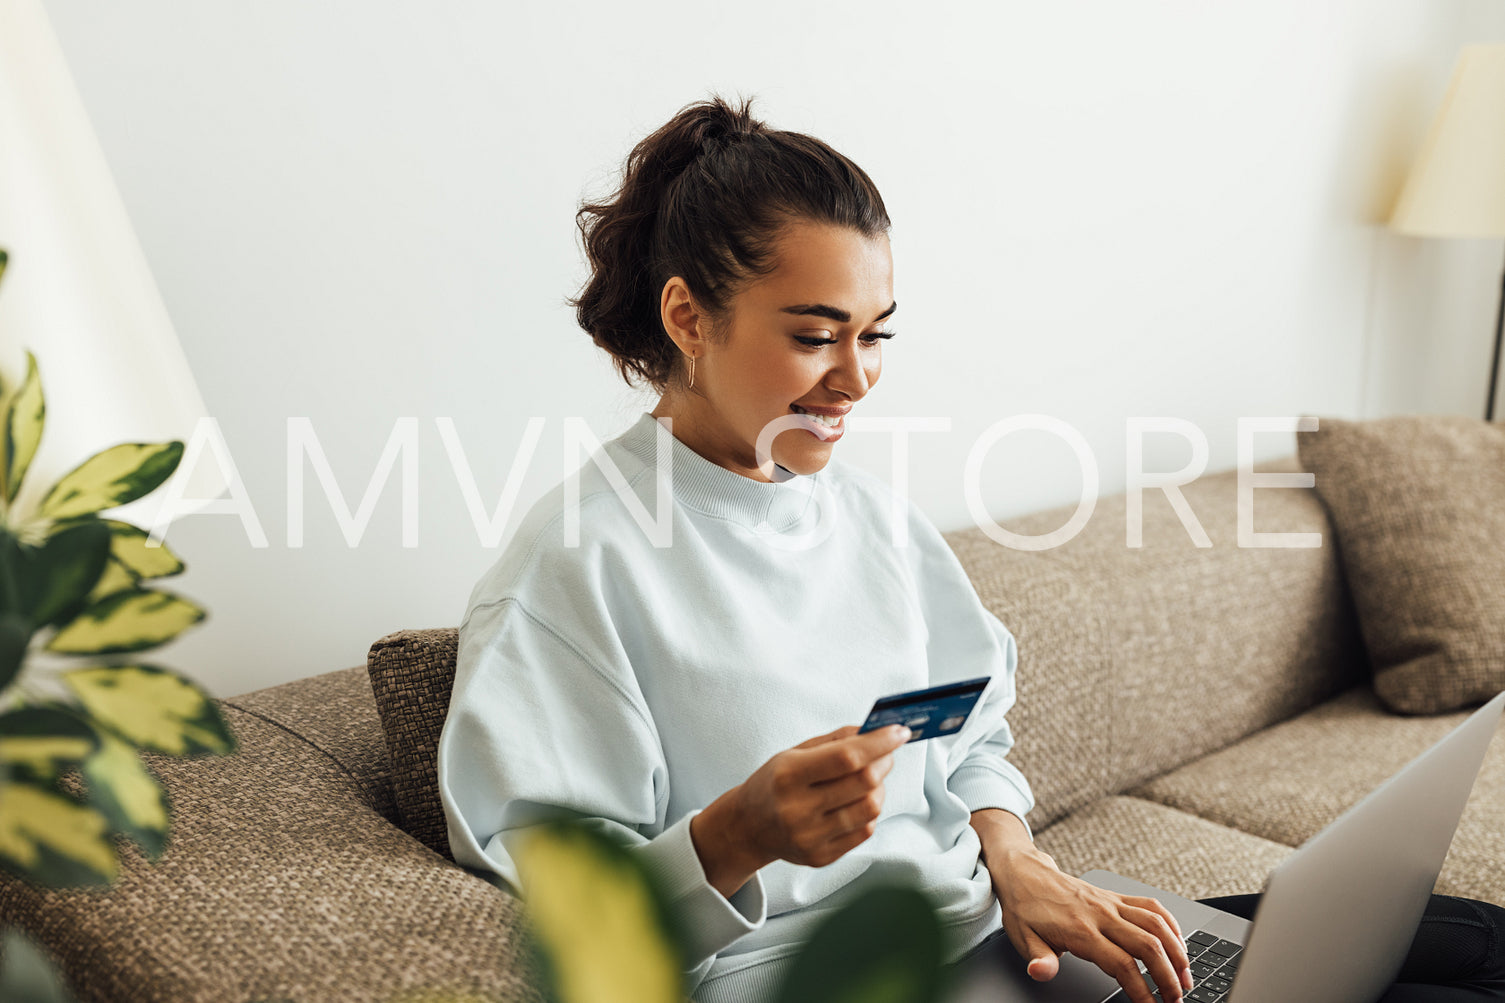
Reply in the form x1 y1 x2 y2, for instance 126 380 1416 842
567 93 891 394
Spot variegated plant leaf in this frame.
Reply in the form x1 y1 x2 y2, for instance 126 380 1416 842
101 519 184 580
44 587 205 655
0 776 117 886
1 350 44 507
79 521 185 606
80 724 170 860
514 821 687 1003
84 557 138 605
0 705 99 781
60 664 235 757
36 441 183 522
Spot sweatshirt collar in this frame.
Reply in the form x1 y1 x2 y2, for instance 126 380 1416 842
616 411 820 531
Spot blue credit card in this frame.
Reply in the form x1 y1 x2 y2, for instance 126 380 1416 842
858 676 990 743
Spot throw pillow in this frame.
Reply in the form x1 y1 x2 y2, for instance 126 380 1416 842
1297 414 1505 714
366 626 461 859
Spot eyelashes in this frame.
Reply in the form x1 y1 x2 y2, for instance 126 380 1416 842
795 330 897 348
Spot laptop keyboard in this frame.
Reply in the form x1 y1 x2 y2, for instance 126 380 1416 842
1104 928 1242 1001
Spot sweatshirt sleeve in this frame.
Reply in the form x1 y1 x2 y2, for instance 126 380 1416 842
437 594 767 991
902 502 1037 838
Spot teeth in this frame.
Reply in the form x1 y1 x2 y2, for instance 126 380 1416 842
791 405 843 427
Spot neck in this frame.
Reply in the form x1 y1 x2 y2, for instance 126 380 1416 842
651 392 783 483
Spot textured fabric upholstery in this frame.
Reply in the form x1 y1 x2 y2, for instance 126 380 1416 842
227 663 399 824
1296 414 1505 713
942 455 1367 828
366 628 462 859
1131 684 1505 904
1032 796 1294 901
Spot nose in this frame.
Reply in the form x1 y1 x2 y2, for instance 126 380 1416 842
825 339 876 401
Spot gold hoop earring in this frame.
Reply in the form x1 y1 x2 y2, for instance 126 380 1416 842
687 354 695 390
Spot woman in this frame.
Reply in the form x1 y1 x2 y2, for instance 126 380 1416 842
436 94 1505 1003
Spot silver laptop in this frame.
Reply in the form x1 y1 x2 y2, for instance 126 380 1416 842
950 688 1505 1003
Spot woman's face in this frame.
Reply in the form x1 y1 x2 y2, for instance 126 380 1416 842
652 220 896 482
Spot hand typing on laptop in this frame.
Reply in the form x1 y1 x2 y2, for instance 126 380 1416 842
971 809 1195 1003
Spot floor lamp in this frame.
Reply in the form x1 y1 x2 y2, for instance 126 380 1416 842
1388 44 1505 423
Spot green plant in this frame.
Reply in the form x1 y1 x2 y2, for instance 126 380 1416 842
480 820 961 1003
0 247 236 997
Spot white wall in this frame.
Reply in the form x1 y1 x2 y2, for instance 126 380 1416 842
33 0 1505 697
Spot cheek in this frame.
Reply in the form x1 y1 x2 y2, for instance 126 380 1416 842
758 358 820 398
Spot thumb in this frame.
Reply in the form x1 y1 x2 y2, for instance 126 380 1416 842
1021 930 1059 981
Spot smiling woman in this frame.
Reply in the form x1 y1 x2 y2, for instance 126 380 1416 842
437 91 1098 1003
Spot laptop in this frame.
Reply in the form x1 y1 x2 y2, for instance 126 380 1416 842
949 687 1505 1003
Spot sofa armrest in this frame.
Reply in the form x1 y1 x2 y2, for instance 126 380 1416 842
0 704 548 1003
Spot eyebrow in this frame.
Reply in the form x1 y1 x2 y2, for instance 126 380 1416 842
779 300 897 324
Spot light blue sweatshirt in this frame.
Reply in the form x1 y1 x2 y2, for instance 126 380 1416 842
437 411 1035 1002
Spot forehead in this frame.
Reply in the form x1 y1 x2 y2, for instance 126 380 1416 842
739 221 894 316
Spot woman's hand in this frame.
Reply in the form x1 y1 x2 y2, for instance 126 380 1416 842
739 723 911 867
693 723 910 899
981 836 1193 1003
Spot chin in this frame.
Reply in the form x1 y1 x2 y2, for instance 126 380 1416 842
777 450 833 477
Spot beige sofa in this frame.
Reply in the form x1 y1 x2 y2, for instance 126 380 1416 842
3 444 1502 1003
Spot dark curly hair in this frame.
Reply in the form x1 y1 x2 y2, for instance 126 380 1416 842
566 92 892 395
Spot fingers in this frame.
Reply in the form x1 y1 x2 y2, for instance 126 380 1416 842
999 915 1059 983
1122 900 1191 994
1000 905 1159 1003
797 726 908 784
813 749 895 800
1068 905 1186 1003
1124 895 1185 945
1081 939 1160 1003
1116 915 1183 1002
1019 928 1059 982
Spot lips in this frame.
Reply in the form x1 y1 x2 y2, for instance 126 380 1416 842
788 404 845 441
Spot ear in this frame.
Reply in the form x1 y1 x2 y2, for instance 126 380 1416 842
659 276 713 357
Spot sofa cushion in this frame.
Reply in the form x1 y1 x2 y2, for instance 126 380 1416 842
943 455 1366 829
366 626 462 859
1032 796 1293 901
1130 684 1505 905
1296 414 1505 714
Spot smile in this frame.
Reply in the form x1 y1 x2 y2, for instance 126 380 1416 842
789 404 846 442
790 404 844 428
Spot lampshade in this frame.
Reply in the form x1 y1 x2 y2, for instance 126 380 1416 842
1389 44 1505 238
0 0 226 532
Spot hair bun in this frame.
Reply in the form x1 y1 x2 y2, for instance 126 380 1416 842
699 94 763 143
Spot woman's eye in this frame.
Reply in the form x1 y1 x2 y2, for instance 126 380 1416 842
794 330 896 348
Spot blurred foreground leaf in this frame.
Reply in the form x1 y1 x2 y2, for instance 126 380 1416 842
514 821 687 1003
775 883 950 1003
